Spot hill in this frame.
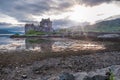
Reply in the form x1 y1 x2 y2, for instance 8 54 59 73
87 18 120 32
66 18 120 32
0 29 13 34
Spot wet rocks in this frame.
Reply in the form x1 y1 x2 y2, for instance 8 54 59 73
59 72 75 80
32 65 53 74
116 68 120 78
0 51 120 80
83 75 108 80
0 68 9 75
32 67 43 74
74 72 88 80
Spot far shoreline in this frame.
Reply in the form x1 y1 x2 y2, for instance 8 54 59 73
10 32 120 42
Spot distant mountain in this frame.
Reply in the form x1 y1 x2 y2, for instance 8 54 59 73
104 15 120 21
0 22 11 25
0 27 24 34
0 29 13 34
0 25 24 34
88 18 120 32
6 27 24 34
66 18 120 32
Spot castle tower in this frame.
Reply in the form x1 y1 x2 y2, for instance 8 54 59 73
24 18 53 34
25 24 35 34
40 18 53 32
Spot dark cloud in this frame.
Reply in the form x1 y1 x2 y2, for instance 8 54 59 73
0 0 74 22
79 0 120 6
53 19 78 29
80 0 111 6
0 0 119 29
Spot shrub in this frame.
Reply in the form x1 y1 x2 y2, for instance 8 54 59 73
14 33 20 36
26 30 47 35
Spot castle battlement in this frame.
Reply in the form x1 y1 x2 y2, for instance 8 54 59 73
25 18 53 33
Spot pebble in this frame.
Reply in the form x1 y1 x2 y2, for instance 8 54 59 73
21 75 27 79
59 72 75 80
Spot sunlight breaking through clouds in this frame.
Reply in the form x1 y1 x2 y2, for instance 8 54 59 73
0 13 19 24
69 3 120 24
0 0 120 28
27 2 120 26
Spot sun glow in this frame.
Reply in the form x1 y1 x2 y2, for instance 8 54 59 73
69 5 91 23
29 3 120 25
68 3 120 24
0 14 19 24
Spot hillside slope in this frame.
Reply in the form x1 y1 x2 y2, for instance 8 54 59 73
89 18 120 32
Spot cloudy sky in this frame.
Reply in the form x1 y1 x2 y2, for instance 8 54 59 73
0 0 120 29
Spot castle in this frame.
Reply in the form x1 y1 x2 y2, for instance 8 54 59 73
25 18 53 33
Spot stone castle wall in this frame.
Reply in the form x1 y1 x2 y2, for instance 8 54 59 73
25 18 53 33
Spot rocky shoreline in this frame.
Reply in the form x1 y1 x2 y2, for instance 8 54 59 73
0 51 120 80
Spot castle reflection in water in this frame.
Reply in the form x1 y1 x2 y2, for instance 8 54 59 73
0 37 106 52
25 38 54 52
25 38 105 52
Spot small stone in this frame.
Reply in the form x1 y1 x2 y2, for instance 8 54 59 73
92 75 107 80
32 67 42 74
22 75 27 79
83 75 107 80
83 76 92 80
27 63 31 65
20 65 24 67
48 76 59 80
16 70 20 73
15 67 19 69
59 72 75 80
34 70 42 74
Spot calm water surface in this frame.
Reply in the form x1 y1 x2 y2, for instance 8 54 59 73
0 35 119 52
